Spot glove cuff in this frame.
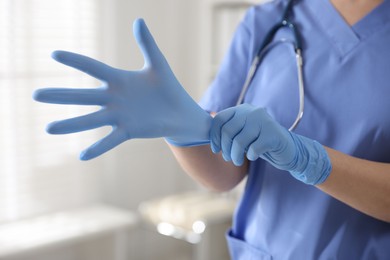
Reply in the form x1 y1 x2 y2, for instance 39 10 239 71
289 135 332 185
165 138 210 147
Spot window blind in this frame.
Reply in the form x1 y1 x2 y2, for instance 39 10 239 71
0 0 101 223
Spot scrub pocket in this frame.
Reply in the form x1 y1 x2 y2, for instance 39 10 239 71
226 229 272 260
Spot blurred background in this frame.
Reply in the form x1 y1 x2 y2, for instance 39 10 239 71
0 0 261 259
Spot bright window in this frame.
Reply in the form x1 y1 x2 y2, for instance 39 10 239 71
0 0 101 222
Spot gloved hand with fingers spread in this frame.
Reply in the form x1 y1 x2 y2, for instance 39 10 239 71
33 18 211 160
210 104 332 185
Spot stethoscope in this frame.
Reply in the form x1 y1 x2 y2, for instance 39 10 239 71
236 0 304 131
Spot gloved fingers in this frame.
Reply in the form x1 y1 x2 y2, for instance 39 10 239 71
230 123 260 166
33 87 108 105
230 138 246 166
247 145 260 162
246 133 275 161
51 50 116 82
46 110 110 134
220 114 246 162
210 108 236 153
80 128 128 160
133 18 166 69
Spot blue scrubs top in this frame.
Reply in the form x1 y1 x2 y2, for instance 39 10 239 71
199 0 390 259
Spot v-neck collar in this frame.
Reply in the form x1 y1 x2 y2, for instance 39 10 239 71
352 0 390 40
306 0 390 57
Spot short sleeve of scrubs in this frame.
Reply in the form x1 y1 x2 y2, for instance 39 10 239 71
198 3 281 112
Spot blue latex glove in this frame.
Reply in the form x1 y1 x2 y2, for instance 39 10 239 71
33 18 211 160
210 104 331 185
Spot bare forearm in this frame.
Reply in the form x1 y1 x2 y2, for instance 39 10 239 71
168 143 247 192
318 147 390 222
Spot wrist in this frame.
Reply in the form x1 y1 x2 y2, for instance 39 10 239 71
165 138 210 147
165 110 212 147
289 134 332 185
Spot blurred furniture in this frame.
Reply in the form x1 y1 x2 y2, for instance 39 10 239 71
139 191 237 260
0 204 138 260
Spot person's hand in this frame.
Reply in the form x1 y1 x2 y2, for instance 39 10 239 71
33 18 211 160
210 104 331 185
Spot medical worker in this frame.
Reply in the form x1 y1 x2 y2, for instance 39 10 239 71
34 0 390 258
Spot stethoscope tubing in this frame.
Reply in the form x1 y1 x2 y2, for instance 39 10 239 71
236 0 304 131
